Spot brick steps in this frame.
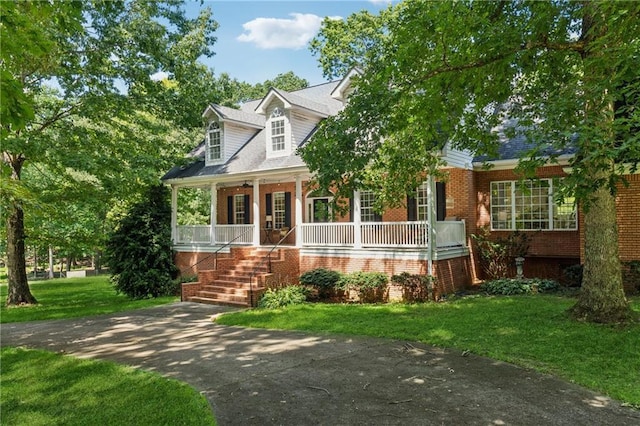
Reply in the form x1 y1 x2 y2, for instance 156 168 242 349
187 248 279 307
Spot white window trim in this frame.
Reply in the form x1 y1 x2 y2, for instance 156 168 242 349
266 106 290 158
490 179 577 231
273 191 286 229
206 121 224 165
234 194 245 225
360 190 377 223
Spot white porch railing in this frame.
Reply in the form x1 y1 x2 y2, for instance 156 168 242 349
176 225 211 244
176 221 466 248
301 221 466 248
361 221 428 247
300 222 354 246
175 224 253 245
214 224 254 244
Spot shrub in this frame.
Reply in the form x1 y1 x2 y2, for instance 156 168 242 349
622 261 640 295
391 272 437 302
562 264 583 287
480 278 559 295
258 286 309 309
299 268 342 299
472 227 531 279
104 185 178 299
337 271 388 303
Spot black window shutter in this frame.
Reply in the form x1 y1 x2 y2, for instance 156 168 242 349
265 193 272 215
284 192 292 228
243 194 251 224
407 195 417 221
374 210 383 222
436 182 446 221
227 196 234 224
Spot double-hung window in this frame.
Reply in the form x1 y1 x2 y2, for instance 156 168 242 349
234 194 245 225
360 191 378 222
273 192 286 229
490 179 576 230
270 107 285 152
206 121 222 162
416 182 429 221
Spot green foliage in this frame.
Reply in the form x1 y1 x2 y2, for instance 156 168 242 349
258 286 309 309
563 264 584 288
104 185 178 299
304 1 638 321
337 271 388 291
337 271 388 303
299 268 343 298
472 228 531 280
0 347 216 425
480 278 560 296
391 272 436 302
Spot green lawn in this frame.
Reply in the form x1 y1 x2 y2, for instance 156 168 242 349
0 276 178 323
215 295 640 407
0 276 215 424
0 347 216 426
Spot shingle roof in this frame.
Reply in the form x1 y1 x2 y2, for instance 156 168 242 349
210 104 265 128
163 81 341 182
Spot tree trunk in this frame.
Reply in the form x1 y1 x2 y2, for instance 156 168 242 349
6 205 36 305
5 158 37 305
571 184 630 322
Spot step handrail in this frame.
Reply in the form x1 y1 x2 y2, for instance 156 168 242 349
248 226 296 306
184 226 253 275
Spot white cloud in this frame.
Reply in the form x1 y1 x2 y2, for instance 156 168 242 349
237 13 341 50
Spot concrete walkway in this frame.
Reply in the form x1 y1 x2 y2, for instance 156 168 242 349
2 302 638 425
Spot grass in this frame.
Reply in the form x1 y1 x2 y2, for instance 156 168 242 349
1 275 214 424
0 275 178 323
0 347 216 426
215 295 640 407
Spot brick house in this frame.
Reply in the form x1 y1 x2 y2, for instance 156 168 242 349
162 71 639 306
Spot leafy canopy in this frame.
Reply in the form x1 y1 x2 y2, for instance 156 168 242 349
302 1 640 210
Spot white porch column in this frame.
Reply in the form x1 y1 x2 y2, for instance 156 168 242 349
295 176 303 247
252 178 260 246
171 185 178 243
210 182 217 245
426 176 437 276
353 190 362 249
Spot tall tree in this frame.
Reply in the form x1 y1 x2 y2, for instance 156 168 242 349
303 1 639 323
1 0 217 305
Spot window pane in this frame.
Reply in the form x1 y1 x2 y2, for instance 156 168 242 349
273 192 286 228
490 182 513 230
360 191 377 222
416 182 428 221
207 122 221 160
234 194 245 224
271 119 285 151
514 181 549 230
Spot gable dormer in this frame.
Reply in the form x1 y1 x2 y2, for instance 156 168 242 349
330 67 362 104
202 104 264 166
256 88 331 159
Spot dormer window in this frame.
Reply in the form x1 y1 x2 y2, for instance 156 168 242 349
206 121 222 162
270 107 285 152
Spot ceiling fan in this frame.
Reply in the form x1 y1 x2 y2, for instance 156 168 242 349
242 181 253 188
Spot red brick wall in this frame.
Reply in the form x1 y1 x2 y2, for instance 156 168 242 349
300 253 471 297
614 173 639 262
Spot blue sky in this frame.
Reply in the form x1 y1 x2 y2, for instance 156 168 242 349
184 1 392 85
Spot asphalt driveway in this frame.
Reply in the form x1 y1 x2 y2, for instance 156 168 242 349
2 302 638 425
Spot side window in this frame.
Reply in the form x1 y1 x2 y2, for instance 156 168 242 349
270 107 285 152
206 121 222 161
